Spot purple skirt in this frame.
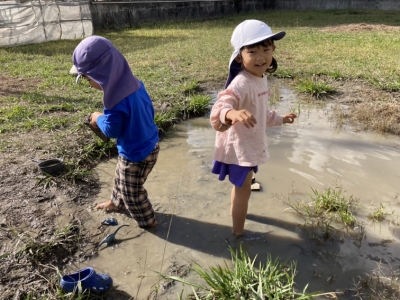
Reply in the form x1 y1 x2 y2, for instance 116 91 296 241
212 161 258 188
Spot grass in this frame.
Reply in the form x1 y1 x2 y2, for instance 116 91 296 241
348 99 400 134
1 9 399 157
2 222 112 299
162 246 324 299
6 224 78 263
368 203 394 223
295 77 336 99
369 203 388 222
351 262 400 299
188 94 212 116
0 223 87 298
285 187 358 236
310 187 357 226
1 9 400 299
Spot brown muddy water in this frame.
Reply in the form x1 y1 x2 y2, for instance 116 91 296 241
66 89 400 299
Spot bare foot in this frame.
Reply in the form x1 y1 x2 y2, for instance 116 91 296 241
95 200 120 212
232 231 244 238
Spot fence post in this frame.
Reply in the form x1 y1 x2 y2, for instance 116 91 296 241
37 0 48 42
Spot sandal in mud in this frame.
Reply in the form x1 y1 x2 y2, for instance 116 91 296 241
101 218 118 226
60 267 113 293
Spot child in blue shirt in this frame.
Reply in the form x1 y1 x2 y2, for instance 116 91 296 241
73 36 159 228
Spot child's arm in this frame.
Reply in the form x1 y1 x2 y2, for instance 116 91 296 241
210 91 236 132
266 109 283 127
266 111 297 127
210 90 256 131
96 111 124 138
90 110 125 139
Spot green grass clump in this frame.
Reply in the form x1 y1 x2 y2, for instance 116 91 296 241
165 247 318 299
368 203 393 223
286 187 358 230
188 94 211 115
295 77 336 99
310 187 357 226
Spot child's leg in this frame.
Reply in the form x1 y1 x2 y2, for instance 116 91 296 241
120 144 159 228
230 170 253 236
95 169 122 212
96 144 159 228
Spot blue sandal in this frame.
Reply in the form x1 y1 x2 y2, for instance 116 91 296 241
60 267 113 293
101 217 118 226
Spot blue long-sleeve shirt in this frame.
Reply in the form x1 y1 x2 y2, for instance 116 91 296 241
96 82 159 162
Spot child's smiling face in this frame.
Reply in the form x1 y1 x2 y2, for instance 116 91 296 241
236 41 275 78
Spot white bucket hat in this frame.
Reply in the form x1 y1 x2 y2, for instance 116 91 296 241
225 19 286 88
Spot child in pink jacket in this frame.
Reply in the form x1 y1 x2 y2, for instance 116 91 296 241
210 20 297 236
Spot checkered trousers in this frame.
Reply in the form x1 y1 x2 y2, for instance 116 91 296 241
111 144 159 228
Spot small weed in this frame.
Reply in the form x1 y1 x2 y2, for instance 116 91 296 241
36 175 58 189
155 110 177 132
0 104 34 121
329 103 348 128
16 224 78 261
285 187 358 236
164 246 322 299
182 80 200 94
290 102 302 117
351 262 400 299
188 94 211 115
269 85 281 106
328 71 343 80
39 102 75 113
368 203 393 223
311 187 357 227
276 69 294 79
370 77 400 92
296 77 336 99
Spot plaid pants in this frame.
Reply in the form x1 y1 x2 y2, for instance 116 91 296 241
111 144 159 228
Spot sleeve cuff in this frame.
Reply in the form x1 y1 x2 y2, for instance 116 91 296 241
277 115 284 126
220 108 232 124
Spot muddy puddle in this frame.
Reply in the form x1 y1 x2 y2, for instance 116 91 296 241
66 88 400 299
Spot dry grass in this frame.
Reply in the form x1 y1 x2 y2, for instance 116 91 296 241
349 95 400 135
319 23 400 33
350 262 400 299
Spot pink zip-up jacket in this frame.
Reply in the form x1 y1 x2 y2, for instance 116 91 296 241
210 70 283 167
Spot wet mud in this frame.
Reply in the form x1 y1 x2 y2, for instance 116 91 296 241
70 88 400 299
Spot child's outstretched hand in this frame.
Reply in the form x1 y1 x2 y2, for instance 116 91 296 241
282 113 297 124
226 109 257 128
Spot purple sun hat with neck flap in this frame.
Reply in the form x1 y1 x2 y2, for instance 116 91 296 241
225 19 286 88
73 36 141 110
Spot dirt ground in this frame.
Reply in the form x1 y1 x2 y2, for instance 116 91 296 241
319 23 400 33
1 22 400 296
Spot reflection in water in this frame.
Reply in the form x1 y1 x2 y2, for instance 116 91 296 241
89 86 400 298
184 93 400 295
289 168 325 185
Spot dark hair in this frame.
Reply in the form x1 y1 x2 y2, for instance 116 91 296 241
240 39 278 74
